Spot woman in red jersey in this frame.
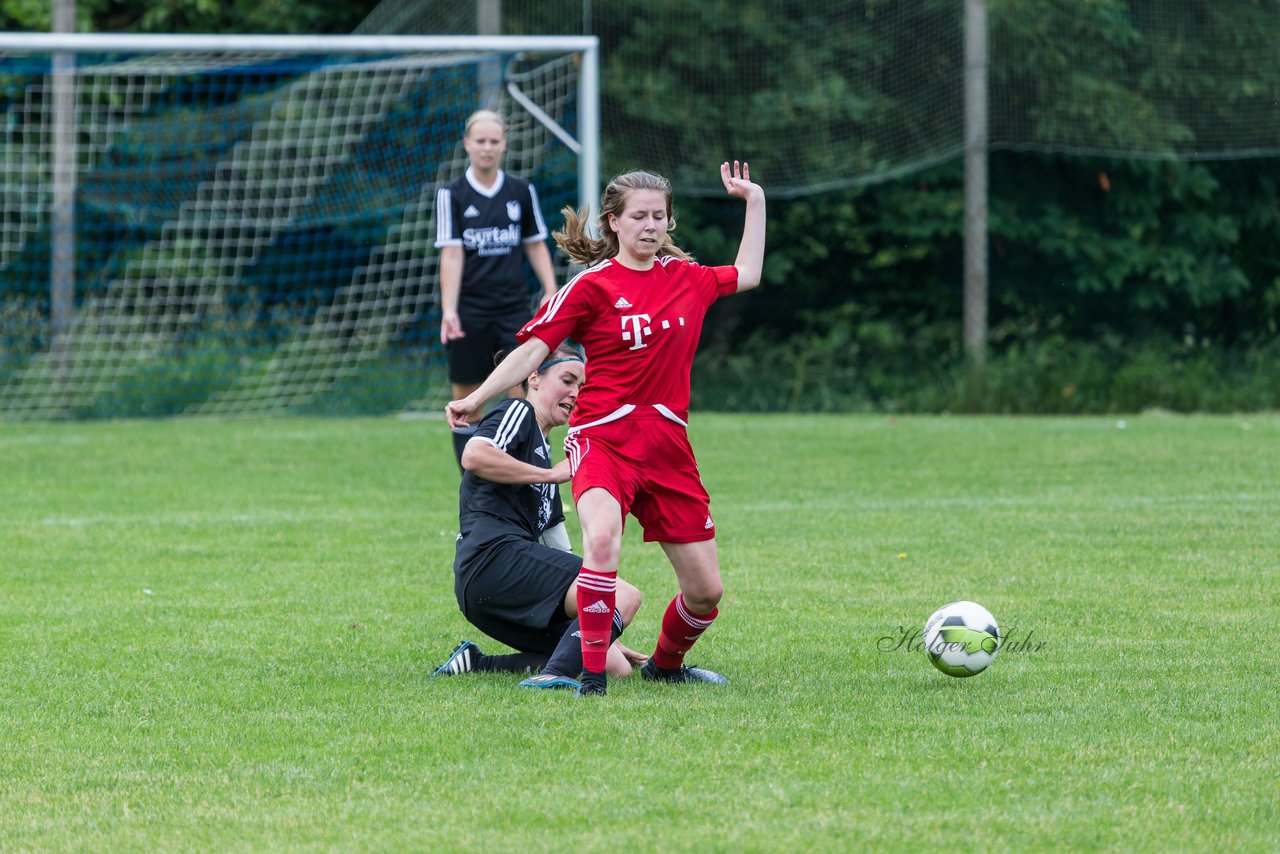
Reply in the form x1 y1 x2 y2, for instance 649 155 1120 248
446 161 765 696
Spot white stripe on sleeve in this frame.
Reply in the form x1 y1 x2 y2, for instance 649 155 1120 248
525 183 549 241
525 260 610 332
434 187 457 247
490 401 530 451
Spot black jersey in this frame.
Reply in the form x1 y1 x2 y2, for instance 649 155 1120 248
434 168 549 317
456 398 565 565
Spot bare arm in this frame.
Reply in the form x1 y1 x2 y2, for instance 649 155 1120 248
445 336 551 429
462 441 572 485
720 161 766 293
438 245 466 343
524 240 558 305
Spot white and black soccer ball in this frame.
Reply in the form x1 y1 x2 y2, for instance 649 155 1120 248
923 600 1001 677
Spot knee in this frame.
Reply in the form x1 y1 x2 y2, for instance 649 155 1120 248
581 529 622 569
615 579 643 625
681 580 723 615
605 654 633 678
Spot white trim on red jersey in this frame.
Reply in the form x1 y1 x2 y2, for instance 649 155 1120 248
529 259 611 331
566 404 637 434
651 404 688 427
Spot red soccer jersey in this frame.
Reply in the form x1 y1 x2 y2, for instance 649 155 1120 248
517 256 738 427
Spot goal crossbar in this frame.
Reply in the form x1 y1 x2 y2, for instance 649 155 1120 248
0 32 597 54
0 31 600 216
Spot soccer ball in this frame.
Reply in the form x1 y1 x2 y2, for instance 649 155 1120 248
923 600 1001 677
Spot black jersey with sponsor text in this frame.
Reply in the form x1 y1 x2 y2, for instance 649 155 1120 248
434 168 549 318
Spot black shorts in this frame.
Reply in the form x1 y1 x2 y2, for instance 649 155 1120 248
454 537 583 654
447 307 530 385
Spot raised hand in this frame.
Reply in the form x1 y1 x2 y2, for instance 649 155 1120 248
721 160 762 201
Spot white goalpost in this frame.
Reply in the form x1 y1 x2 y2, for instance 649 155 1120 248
0 32 598 418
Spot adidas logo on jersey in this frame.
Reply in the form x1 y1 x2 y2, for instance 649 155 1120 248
583 599 612 614
614 297 633 309
463 204 480 218
533 446 547 459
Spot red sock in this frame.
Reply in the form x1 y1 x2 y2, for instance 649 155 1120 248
576 567 617 674
651 595 718 670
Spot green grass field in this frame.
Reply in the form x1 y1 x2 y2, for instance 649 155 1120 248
2 413 1277 851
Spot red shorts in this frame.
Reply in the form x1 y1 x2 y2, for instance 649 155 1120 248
565 411 715 543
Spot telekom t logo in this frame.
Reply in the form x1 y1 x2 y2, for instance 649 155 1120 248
621 314 652 350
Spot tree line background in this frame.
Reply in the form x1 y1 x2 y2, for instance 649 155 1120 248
5 0 1277 413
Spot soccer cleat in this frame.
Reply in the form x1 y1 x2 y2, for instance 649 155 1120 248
431 640 481 677
575 671 607 696
518 673 581 691
640 660 728 685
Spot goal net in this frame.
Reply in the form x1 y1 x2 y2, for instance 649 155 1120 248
0 34 596 419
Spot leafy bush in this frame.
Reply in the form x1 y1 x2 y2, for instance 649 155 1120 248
693 311 1280 414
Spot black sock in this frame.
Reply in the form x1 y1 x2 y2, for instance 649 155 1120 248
474 651 548 674
451 427 475 472
543 612 625 678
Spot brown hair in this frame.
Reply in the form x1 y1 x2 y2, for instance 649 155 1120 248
540 339 586 369
495 340 585 392
552 170 693 265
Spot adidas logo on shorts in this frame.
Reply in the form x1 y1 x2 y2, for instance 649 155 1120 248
583 599 612 614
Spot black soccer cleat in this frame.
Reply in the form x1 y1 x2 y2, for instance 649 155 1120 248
640 660 728 685
431 640 481 677
576 671 607 696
